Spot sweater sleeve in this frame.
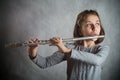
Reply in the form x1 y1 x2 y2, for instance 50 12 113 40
31 51 66 69
70 45 109 66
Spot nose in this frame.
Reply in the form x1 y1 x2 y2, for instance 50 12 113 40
91 24 96 31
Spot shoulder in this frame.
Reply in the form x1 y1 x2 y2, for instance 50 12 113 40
96 44 110 52
98 44 109 48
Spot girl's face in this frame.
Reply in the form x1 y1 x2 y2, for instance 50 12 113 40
81 15 101 41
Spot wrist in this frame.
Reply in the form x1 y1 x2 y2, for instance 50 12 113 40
65 48 72 54
29 54 37 59
57 44 71 53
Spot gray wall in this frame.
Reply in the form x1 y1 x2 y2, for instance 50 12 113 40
1 0 120 80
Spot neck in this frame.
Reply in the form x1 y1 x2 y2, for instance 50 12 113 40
83 40 95 47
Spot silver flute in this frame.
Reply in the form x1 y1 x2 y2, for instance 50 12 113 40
5 35 104 48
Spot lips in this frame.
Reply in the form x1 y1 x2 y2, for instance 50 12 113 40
91 33 98 36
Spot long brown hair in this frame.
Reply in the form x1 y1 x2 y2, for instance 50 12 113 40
73 10 105 45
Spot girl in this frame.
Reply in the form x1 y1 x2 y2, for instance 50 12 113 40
27 10 109 80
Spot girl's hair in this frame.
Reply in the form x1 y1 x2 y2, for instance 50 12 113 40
73 10 105 45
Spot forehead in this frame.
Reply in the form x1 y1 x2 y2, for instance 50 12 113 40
85 15 100 22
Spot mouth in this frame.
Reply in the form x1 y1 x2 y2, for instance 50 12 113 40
91 33 99 36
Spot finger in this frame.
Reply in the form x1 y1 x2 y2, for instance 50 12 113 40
25 39 33 45
27 38 37 46
34 38 40 43
53 37 60 40
31 38 37 42
50 39 58 44
29 38 40 44
51 37 60 42
49 39 56 46
32 39 40 46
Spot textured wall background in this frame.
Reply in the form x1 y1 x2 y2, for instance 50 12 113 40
1 0 120 80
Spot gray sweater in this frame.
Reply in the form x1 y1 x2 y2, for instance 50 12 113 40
32 44 109 80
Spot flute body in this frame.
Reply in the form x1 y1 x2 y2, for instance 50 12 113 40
5 35 104 48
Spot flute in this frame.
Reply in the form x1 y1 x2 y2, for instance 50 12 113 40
5 35 104 48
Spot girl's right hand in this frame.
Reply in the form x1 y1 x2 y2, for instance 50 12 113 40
27 38 40 59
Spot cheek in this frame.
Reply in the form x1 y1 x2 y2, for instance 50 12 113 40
82 28 91 36
85 27 93 33
97 28 101 34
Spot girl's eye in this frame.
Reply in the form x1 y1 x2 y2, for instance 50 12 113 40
96 23 100 26
85 22 100 27
86 23 92 27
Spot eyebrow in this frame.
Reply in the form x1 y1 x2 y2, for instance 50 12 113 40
86 20 100 23
96 20 100 22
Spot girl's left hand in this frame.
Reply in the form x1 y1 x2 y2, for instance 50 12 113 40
49 37 63 46
49 37 71 53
